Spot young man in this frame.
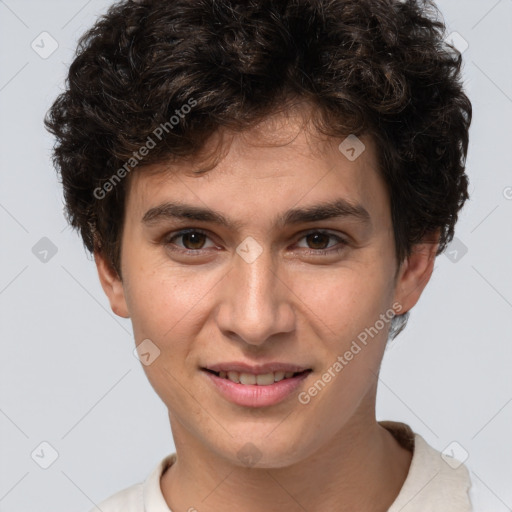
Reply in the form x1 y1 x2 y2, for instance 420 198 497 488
45 0 476 510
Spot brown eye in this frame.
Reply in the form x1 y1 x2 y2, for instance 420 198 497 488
305 232 331 250
164 229 216 253
296 231 346 254
179 231 207 250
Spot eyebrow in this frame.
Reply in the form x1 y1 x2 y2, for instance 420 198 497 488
141 198 372 230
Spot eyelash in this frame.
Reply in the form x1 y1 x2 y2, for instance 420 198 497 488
161 228 348 257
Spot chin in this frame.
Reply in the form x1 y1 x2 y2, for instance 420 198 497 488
211 427 315 469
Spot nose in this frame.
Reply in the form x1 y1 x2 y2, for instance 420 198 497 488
215 241 295 347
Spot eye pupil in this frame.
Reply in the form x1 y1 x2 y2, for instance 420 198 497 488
183 232 206 250
307 233 329 250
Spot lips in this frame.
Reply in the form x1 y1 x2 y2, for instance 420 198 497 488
202 364 313 407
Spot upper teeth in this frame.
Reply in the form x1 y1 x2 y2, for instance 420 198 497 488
217 370 296 385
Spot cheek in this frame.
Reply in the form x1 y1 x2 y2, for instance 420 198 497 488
295 279 391 443
125 264 217 343
294 263 394 342
123 267 216 411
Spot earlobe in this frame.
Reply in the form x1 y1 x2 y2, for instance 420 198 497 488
94 251 130 319
393 231 440 315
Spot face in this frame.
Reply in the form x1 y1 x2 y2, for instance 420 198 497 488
96 108 436 468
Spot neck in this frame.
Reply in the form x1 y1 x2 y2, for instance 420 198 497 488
161 393 412 512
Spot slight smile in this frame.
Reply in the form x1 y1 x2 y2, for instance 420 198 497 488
201 362 313 408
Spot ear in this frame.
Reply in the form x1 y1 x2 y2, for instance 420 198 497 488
392 230 440 314
94 250 130 318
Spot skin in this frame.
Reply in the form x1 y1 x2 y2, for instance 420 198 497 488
95 105 439 512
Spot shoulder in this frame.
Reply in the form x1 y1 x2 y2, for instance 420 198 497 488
87 453 177 512
381 421 473 511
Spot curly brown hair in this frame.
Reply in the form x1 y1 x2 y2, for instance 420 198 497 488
45 0 471 339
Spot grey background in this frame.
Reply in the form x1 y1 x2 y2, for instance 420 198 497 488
1 0 511 510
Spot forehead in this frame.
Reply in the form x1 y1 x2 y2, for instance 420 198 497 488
124 112 388 232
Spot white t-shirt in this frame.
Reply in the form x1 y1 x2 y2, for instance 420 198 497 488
90 422 484 511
